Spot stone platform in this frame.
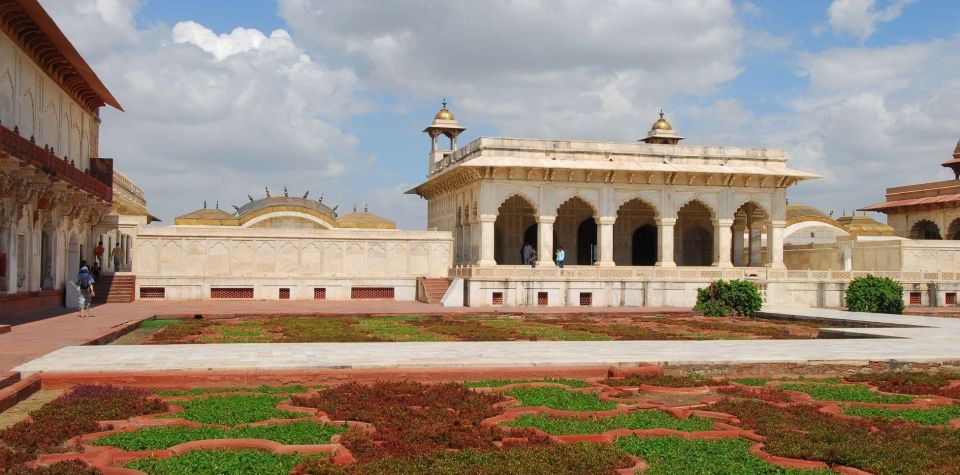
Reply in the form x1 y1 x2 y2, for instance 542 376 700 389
13 307 960 375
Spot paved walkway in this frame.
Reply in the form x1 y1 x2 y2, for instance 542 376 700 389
0 300 689 376
13 306 960 374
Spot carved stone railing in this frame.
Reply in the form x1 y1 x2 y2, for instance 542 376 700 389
449 266 960 282
0 121 112 202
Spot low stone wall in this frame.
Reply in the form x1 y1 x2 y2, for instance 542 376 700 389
131 226 452 301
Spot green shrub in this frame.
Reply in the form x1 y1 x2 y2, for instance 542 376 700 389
694 280 763 317
844 275 904 314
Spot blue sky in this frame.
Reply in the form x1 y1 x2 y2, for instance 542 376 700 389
41 0 960 228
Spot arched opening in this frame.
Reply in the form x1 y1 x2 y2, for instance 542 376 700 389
0 226 9 292
39 227 54 289
910 220 942 240
454 206 464 264
613 198 657 266
576 218 597 265
555 196 597 265
948 218 960 240
675 200 714 266
732 202 770 267
632 224 658 265
494 195 537 265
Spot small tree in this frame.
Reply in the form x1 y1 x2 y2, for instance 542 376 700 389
845 275 904 314
694 279 763 317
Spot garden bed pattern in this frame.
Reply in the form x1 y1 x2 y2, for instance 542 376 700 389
128 314 824 344
5 370 960 474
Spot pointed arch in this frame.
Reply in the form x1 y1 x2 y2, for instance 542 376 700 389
910 220 942 240
614 198 659 266
494 194 537 265
675 199 714 266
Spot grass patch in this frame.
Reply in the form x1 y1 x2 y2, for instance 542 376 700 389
126 449 320 475
506 387 616 411
778 383 913 403
270 317 378 343
615 436 832 474
353 315 445 342
170 395 306 425
462 378 589 388
479 318 612 341
153 385 309 397
140 319 182 330
90 421 346 450
504 410 714 434
842 405 960 426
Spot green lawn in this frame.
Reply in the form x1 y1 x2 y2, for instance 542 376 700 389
615 436 834 475
462 378 589 388
126 449 321 475
91 421 346 450
169 395 307 425
505 387 616 411
504 410 714 434
778 383 913 403
842 405 960 426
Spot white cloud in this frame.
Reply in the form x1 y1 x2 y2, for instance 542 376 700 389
827 0 915 42
38 0 378 226
278 0 746 140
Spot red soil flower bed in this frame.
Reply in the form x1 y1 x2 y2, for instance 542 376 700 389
845 371 960 397
0 385 166 473
711 399 960 475
715 385 795 403
290 382 508 460
600 374 725 389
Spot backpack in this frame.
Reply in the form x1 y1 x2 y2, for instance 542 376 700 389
78 274 90 290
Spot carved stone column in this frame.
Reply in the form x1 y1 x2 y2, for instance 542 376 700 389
655 218 676 267
713 219 733 267
536 215 556 267
596 216 615 267
766 220 785 269
477 214 497 266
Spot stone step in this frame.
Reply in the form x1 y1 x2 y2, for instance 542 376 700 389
0 373 40 413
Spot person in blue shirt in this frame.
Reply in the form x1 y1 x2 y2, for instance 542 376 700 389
75 266 95 317
555 246 566 268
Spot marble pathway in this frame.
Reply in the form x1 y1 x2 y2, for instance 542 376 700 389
14 306 960 374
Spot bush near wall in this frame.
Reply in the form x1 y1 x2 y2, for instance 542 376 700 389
694 280 763 317
845 275 904 314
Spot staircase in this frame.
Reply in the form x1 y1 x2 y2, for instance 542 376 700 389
91 273 136 304
418 277 451 304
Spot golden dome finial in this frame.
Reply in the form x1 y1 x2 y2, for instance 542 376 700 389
652 109 672 131
435 97 455 121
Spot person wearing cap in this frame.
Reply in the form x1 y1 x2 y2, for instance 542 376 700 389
75 265 95 317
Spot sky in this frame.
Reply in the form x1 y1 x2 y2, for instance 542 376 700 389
38 0 960 228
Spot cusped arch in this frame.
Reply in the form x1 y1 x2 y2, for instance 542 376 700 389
676 197 716 219
556 193 599 217
732 198 771 218
495 192 539 215
616 196 660 219
910 219 942 240
947 218 960 240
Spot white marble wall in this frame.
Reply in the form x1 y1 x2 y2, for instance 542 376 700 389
132 226 453 300
0 31 98 168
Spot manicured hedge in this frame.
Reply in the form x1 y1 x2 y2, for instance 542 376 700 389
694 280 763 317
845 275 904 314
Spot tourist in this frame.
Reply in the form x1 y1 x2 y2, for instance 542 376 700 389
523 243 537 267
111 243 122 271
92 262 101 279
75 265 95 318
555 246 566 269
94 240 104 267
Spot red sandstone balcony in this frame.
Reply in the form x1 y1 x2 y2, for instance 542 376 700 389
0 121 112 202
